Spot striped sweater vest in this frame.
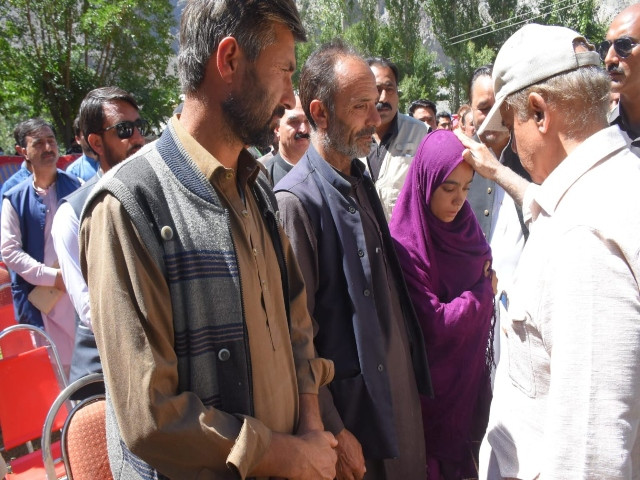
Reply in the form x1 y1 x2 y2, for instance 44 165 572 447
84 123 285 480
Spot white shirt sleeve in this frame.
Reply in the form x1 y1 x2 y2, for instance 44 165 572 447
540 226 640 477
1 197 58 286
51 201 90 327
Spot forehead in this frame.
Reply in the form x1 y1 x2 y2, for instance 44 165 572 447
335 58 378 101
471 76 495 105
370 65 396 85
607 11 640 39
102 100 140 123
26 126 55 142
438 117 451 123
415 107 434 117
256 23 296 70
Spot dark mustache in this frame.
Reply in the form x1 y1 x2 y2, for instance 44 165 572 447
376 102 392 111
294 133 310 140
357 126 376 138
607 63 624 75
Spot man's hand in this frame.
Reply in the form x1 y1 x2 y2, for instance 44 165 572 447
454 129 530 206
483 260 498 296
454 129 500 180
335 428 366 480
293 430 338 480
54 269 67 293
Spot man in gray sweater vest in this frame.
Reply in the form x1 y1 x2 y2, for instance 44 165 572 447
79 1 337 479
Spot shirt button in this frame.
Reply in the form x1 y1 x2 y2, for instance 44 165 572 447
377 364 384 372
363 289 370 297
375 247 381 254
487 187 492 194
242 209 249 217
252 248 258 256
348 206 356 214
483 209 490 216
225 171 233 179
218 348 231 362
161 225 174 241
358 249 365 257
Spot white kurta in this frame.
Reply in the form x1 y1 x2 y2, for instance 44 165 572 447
481 126 640 479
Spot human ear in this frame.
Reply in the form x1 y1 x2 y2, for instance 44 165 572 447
87 133 103 158
528 92 549 133
216 36 241 84
309 100 328 130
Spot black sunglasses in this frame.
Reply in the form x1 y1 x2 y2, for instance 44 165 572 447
103 118 150 139
598 37 639 61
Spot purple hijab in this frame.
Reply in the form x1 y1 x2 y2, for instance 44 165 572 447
390 130 494 475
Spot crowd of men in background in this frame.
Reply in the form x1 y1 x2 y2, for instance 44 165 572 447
1 0 639 479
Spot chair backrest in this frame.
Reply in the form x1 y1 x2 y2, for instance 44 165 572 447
0 325 68 451
0 264 35 359
42 374 111 480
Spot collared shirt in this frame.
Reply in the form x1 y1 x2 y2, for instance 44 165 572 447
1 180 76 368
368 113 399 182
51 171 103 328
609 103 640 156
66 154 99 182
81 116 332 478
481 126 640 479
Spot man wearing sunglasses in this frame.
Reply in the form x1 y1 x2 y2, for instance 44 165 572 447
78 1 337 479
601 3 640 155
51 87 145 396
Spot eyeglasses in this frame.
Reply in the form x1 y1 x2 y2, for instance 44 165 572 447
102 118 150 139
598 37 639 61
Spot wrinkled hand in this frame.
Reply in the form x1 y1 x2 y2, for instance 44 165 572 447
54 269 67 293
335 428 366 480
293 430 338 480
454 129 501 180
483 260 498 295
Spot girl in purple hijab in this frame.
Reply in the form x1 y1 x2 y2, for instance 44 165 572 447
389 130 496 479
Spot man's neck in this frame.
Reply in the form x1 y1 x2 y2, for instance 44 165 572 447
312 137 351 175
279 149 301 166
32 168 57 190
620 96 640 129
179 97 244 171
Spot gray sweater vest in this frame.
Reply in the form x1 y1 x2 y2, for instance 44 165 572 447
84 123 286 479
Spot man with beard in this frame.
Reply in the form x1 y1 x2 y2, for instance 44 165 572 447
601 3 640 156
52 87 146 389
275 41 431 480
78 1 337 479
0 118 80 374
366 57 428 220
262 94 310 185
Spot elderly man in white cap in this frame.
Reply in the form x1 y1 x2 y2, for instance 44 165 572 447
457 24 640 479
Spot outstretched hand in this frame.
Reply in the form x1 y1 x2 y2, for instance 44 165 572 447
454 129 500 180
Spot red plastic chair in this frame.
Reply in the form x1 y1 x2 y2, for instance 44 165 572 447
0 263 34 359
43 374 112 480
0 325 68 479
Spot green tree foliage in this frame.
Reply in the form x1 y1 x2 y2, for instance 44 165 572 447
296 0 440 114
426 0 607 110
0 0 179 151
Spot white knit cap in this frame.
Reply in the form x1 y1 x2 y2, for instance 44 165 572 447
478 23 601 135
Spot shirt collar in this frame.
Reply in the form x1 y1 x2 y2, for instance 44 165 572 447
170 115 260 188
531 126 630 219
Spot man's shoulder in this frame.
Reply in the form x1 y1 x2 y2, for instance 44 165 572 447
396 113 429 135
